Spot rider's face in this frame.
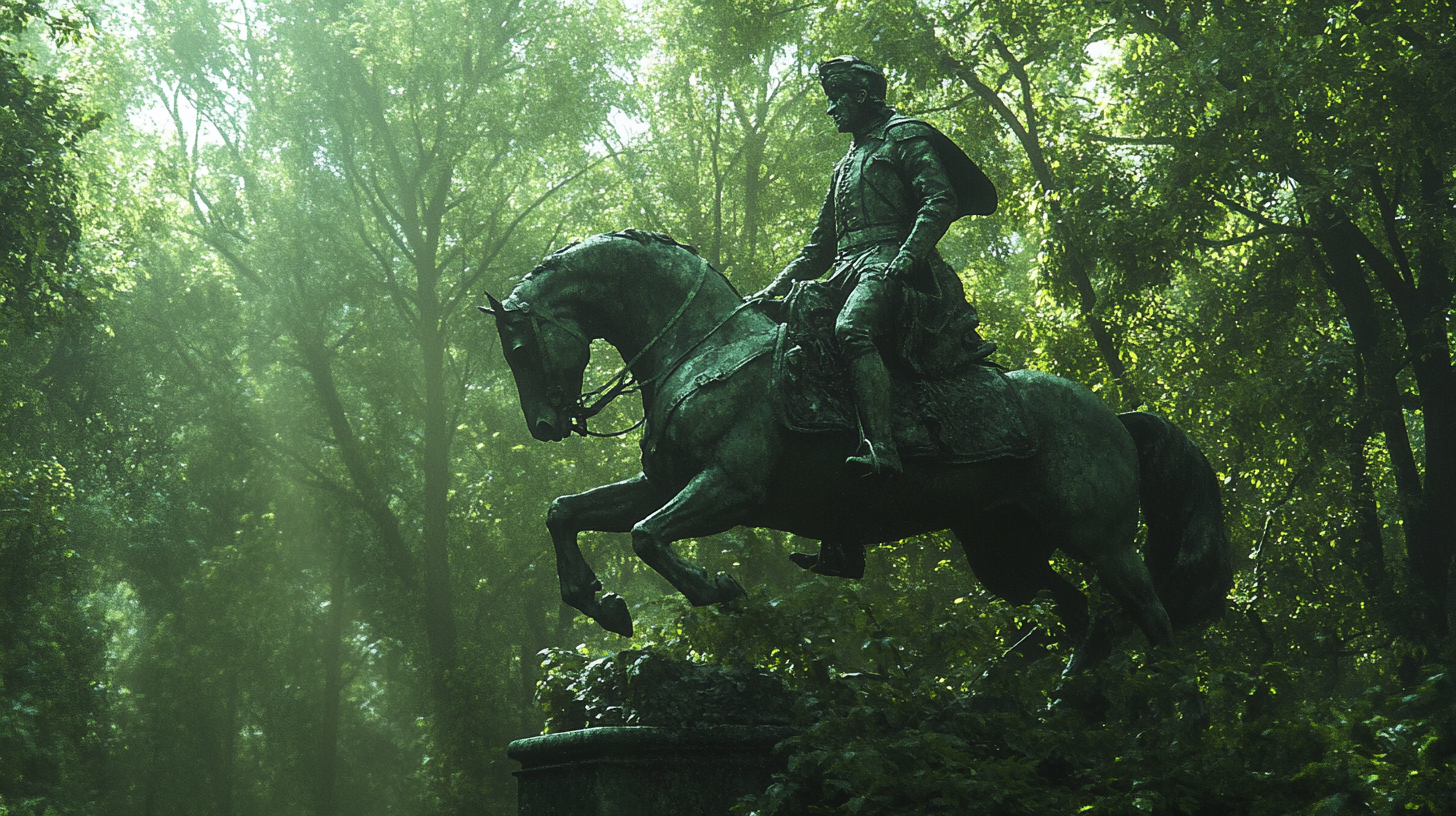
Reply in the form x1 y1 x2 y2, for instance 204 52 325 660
827 87 871 134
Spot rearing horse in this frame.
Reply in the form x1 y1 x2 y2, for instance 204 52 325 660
482 230 1230 668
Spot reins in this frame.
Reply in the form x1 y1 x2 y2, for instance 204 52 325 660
566 258 709 434
519 255 754 439
574 294 759 437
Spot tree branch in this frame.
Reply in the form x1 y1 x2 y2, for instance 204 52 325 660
1087 133 1176 146
1367 167 1415 287
1194 226 1302 248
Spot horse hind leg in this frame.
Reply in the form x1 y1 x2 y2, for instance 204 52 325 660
952 522 1090 651
1043 537 1176 679
1049 481 1174 667
956 514 1172 673
1091 539 1175 654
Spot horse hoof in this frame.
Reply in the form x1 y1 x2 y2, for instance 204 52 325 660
844 443 903 478
816 542 866 580
799 542 866 580
597 593 634 637
714 572 747 603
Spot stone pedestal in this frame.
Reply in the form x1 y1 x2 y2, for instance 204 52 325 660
507 724 793 816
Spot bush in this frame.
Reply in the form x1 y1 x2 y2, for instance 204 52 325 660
535 565 1456 816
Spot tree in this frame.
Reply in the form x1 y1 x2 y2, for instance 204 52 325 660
132 0 636 809
608 0 827 289
0 5 109 813
1082 0 1456 637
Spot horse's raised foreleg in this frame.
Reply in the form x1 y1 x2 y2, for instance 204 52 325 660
631 467 755 607
547 474 668 637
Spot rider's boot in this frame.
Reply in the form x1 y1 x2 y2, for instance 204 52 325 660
845 350 903 477
788 541 867 579
966 326 998 362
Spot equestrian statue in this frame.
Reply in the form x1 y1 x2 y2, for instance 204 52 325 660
480 57 1231 672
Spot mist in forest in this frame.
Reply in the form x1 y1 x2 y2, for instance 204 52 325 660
3 0 1453 814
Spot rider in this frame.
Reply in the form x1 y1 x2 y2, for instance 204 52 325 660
750 56 994 477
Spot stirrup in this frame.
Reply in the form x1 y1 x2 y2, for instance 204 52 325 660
845 440 902 477
789 543 867 579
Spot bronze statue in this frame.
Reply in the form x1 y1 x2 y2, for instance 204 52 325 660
481 229 1231 674
750 56 997 476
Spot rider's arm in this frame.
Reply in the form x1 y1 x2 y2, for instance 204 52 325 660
762 183 836 296
890 128 958 273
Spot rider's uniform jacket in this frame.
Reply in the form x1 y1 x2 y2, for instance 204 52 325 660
775 111 960 292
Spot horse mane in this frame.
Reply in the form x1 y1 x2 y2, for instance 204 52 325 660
523 229 739 295
609 228 702 256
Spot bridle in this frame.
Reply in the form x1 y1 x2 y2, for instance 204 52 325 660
501 257 753 438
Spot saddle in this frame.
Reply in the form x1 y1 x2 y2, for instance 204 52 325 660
772 280 1036 464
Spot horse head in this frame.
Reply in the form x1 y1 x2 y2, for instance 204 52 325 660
482 231 742 441
480 285 592 442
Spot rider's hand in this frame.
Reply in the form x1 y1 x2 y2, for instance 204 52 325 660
887 251 915 279
747 277 791 301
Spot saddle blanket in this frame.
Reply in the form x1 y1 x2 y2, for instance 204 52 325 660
772 283 1037 464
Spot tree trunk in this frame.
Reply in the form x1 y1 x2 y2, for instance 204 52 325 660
315 532 346 816
1405 336 1456 632
415 232 481 811
1314 207 1453 638
297 334 419 594
943 40 1139 408
216 670 238 816
741 124 766 274
1347 371 1388 598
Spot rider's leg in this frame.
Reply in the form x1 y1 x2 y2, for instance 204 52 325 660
843 352 902 475
788 540 866 579
836 272 902 476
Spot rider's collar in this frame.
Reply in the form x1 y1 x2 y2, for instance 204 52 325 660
852 108 897 146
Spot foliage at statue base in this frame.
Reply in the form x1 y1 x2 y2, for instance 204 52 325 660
539 573 1456 816
536 648 795 733
744 655 1455 816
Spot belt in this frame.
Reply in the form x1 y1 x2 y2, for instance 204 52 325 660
837 224 908 255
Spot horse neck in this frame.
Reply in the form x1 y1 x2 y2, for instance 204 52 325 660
568 241 745 385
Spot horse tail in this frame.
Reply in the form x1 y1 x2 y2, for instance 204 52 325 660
1118 411 1232 631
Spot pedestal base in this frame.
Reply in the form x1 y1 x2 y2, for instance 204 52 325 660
507 725 793 816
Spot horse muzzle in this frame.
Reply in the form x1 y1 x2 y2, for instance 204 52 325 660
527 399 581 442
528 420 560 442
528 413 570 442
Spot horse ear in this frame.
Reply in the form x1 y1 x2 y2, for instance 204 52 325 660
478 292 504 316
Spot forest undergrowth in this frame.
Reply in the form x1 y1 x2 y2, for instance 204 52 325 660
538 547 1456 816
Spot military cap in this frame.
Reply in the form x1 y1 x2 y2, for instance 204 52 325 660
817 55 888 100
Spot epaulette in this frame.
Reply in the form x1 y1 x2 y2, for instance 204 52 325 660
881 116 938 142
870 112 997 217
